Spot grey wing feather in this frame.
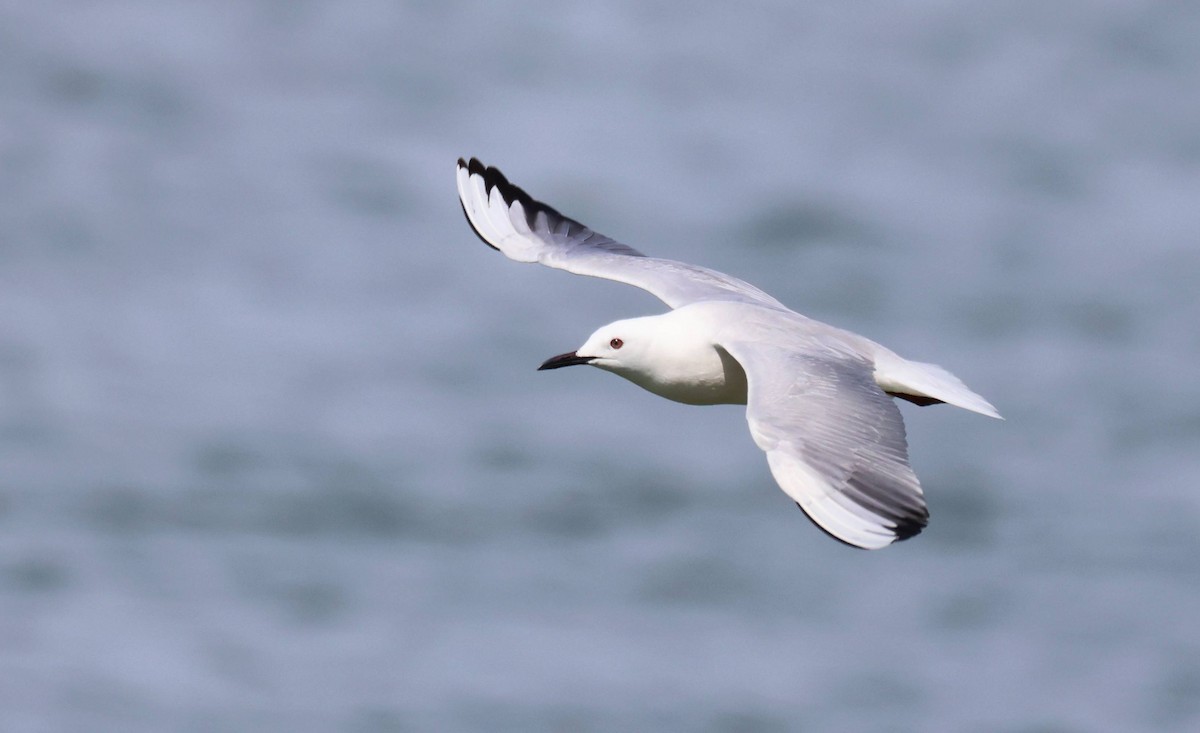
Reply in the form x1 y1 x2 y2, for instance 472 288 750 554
722 341 928 549
456 158 784 310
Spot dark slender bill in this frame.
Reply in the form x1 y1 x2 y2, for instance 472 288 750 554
538 352 594 370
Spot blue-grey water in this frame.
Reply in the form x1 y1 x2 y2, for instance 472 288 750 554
2 2 1199 731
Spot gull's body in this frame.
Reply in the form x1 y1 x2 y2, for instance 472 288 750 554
456 158 1000 549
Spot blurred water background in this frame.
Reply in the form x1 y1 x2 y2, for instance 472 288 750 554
1 2 1199 731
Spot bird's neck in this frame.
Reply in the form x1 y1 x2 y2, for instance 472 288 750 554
610 312 748 406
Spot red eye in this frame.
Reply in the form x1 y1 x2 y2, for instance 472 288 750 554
609 338 623 349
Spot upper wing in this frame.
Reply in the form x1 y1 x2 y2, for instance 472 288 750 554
722 341 929 549
456 158 784 310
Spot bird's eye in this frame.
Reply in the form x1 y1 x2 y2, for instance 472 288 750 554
609 338 623 349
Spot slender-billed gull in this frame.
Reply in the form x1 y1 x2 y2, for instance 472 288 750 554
456 158 1000 549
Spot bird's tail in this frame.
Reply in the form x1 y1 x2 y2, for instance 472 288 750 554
873 350 1002 419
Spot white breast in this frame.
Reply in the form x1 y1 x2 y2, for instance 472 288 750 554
606 306 751 406
627 343 747 405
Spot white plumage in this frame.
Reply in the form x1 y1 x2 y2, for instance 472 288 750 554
456 158 1000 549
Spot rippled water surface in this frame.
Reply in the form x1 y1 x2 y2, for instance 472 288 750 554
2 2 1199 731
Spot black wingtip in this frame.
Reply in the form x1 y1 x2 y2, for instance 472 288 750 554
891 514 926 542
793 501 926 548
887 392 946 407
458 157 573 233
458 158 500 251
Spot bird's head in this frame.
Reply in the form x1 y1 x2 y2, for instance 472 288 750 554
537 317 659 376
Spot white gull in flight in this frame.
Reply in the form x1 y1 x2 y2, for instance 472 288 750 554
456 158 1001 549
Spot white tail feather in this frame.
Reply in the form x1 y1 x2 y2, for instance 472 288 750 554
873 351 1002 419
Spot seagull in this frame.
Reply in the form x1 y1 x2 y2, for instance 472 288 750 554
456 158 1000 549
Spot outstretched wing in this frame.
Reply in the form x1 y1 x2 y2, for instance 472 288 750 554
722 341 928 549
456 158 784 310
